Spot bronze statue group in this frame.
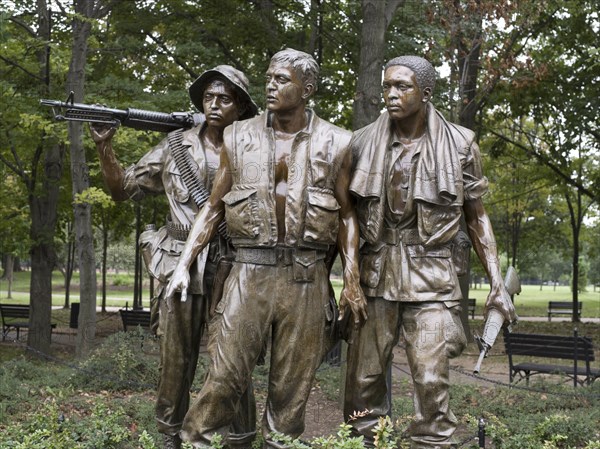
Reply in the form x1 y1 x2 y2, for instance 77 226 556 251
91 49 517 449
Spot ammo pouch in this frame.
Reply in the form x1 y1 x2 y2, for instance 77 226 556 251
139 225 175 284
293 249 326 282
451 230 472 277
139 225 204 294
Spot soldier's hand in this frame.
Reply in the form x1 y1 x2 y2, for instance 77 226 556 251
89 122 117 144
338 275 368 327
165 266 191 305
484 283 518 325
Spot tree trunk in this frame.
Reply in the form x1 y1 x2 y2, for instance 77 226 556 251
64 221 75 309
352 0 405 130
352 0 387 130
27 0 64 355
68 0 97 357
28 141 64 353
133 203 142 309
4 255 14 298
308 0 323 65
565 192 582 322
101 216 108 313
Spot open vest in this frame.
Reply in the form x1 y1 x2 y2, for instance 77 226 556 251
222 110 351 251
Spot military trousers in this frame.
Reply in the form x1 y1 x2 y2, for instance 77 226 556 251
155 274 256 447
180 258 330 448
344 298 467 449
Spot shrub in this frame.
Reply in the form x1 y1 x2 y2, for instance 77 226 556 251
111 274 134 287
0 399 130 449
68 328 159 391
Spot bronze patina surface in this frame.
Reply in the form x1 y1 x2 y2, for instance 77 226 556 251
345 56 517 449
90 65 258 449
166 48 367 448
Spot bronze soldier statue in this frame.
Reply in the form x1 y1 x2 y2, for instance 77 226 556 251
165 48 367 448
90 65 259 449
345 56 517 449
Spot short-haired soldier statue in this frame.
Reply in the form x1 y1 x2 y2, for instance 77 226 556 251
345 55 517 449
166 48 367 448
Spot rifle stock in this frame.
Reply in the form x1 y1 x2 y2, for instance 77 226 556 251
41 91 203 133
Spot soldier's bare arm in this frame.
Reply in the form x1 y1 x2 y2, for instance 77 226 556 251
334 150 368 325
89 125 129 201
463 198 518 324
165 146 233 300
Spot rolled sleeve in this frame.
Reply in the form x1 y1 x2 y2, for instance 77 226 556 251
122 137 169 200
462 141 489 201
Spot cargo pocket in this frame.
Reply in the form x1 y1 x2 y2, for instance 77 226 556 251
139 226 179 284
359 242 388 290
222 187 259 239
303 187 340 245
292 249 318 282
406 244 454 293
444 303 467 358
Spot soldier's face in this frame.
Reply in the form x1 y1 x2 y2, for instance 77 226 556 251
202 80 240 129
265 62 306 113
383 65 429 121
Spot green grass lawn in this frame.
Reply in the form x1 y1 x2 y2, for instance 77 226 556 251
2 271 599 318
330 278 600 319
0 271 152 309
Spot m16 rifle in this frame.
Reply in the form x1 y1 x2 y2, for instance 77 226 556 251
473 266 521 374
41 91 203 133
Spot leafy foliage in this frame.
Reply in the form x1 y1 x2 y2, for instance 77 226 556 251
69 328 160 391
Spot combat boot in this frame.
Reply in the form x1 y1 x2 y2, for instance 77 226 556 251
163 433 182 449
228 431 256 449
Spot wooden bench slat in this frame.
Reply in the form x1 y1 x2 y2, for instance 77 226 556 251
503 330 598 386
119 309 152 331
547 301 582 321
0 304 57 341
513 362 600 378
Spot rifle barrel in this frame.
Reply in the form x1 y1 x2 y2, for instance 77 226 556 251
40 98 204 132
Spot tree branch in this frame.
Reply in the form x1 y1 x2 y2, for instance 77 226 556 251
0 130 27 183
385 0 405 28
145 32 198 78
0 55 46 82
476 7 560 113
94 0 119 19
583 125 600 143
8 16 36 37
487 128 596 200
54 0 69 16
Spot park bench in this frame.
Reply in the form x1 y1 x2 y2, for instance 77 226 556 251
467 298 476 319
0 303 57 341
503 329 599 386
119 308 152 331
547 301 582 321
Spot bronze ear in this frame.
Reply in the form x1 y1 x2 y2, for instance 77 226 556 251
422 87 433 102
303 83 315 99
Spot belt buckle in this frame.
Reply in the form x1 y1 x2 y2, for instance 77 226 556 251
276 247 292 265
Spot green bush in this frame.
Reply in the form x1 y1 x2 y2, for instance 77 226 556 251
111 274 134 287
0 355 71 425
68 328 160 391
315 363 342 402
0 399 130 449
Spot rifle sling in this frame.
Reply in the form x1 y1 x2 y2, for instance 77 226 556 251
167 129 229 240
